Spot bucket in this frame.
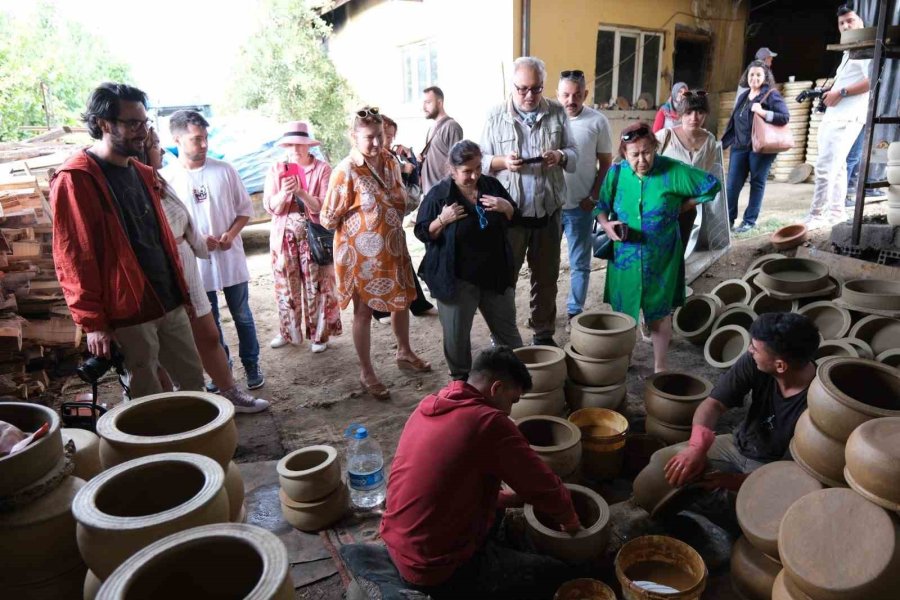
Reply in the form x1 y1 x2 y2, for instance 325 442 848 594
568 408 629 480
615 535 707 600
554 578 616 600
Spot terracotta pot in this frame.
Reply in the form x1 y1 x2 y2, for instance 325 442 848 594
746 253 786 275
510 386 567 419
772 570 814 600
844 417 900 511
755 258 829 295
95 523 293 600
673 294 723 344
61 428 102 482
525 484 610 564
513 346 568 393
279 483 349 532
622 434 667 479
276 446 341 503
568 408 628 480
632 445 690 516
224 461 246 522
73 452 230 580
842 337 874 360
778 488 900 600
645 415 692 446
735 461 823 560
615 535 707 600
789 410 847 487
806 357 900 442
516 416 582 478
711 305 757 334
704 325 751 369
797 301 852 341
814 339 859 360
841 279 900 311
731 536 781 600
0 476 85 586
97 392 237 471
742 269 764 296
563 343 630 387
710 279 754 308
644 371 713 426
750 291 799 315
554 578 616 600
771 224 808 251
569 311 637 359
848 315 900 357
564 380 626 412
0 401 63 497
84 569 102 600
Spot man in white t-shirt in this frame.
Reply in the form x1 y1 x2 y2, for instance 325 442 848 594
162 111 264 390
557 70 612 328
805 5 871 229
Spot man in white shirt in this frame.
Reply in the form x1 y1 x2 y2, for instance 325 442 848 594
162 111 264 390
556 70 612 328
805 5 871 229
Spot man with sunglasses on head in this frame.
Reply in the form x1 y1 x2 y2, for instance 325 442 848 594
556 69 612 330
481 56 578 347
51 83 205 397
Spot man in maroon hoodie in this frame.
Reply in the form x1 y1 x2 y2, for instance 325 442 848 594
380 346 581 599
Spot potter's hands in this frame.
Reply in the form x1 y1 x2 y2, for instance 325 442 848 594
697 471 747 493
822 89 843 107
505 153 524 172
481 195 514 220
439 202 466 224
87 330 112 359
664 447 707 486
601 220 625 242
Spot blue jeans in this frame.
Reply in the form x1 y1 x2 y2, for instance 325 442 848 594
725 147 777 226
207 282 260 370
846 128 864 198
561 207 594 316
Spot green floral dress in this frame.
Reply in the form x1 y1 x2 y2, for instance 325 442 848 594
594 155 721 323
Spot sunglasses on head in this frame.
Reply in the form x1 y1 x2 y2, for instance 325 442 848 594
683 90 708 98
560 69 585 80
355 107 381 119
621 125 651 142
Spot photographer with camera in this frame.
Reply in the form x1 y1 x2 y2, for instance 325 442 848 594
804 5 871 229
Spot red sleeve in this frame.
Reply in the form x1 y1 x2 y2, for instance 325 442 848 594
652 109 666 133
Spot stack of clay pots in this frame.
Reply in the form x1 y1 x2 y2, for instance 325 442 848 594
702 278 756 369
564 311 636 414
515 415 582 480
0 402 86 599
512 345 568 419
643 371 713 445
771 81 813 183
889 142 900 225
524 483 610 564
277 445 348 531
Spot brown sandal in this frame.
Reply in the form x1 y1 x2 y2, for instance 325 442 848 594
397 356 432 373
360 377 390 400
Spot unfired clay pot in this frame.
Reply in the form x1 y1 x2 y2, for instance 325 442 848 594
525 484 610 564
84 569 102 600
96 392 237 471
755 258 830 295
615 535 707 600
742 269 764 297
644 371 713 426
842 337 875 360
772 570 814 600
569 311 637 359
95 523 293 600
516 416 583 478
563 342 630 387
750 291 799 315
61 428 103 482
631 445 688 516
673 294 723 344
510 387 567 419
711 305 757 333
568 408 628 480
847 315 900 358
841 279 900 311
276 446 341 503
224 461 246 523
704 325 751 369
73 452 229 580
731 535 781 600
797 301 852 340
844 417 900 511
745 253 786 275
279 483 349 532
0 401 63 497
645 415 692 445
513 346 567 393
814 339 860 360
711 279 754 309
564 380 626 412
789 410 847 487
876 348 900 369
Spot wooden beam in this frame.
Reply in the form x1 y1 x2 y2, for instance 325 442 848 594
23 126 72 144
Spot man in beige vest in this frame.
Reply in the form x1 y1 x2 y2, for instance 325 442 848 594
418 86 463 193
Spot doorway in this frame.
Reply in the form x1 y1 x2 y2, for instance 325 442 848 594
674 34 710 90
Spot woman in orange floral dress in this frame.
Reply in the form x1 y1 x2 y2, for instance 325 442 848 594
321 107 431 399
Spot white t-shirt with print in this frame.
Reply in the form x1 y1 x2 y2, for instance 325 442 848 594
563 106 612 209
824 52 871 124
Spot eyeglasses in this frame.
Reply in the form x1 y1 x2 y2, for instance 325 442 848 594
621 125 652 142
355 107 381 119
115 118 151 132
560 70 585 81
474 202 488 230
683 90 708 98
514 85 543 97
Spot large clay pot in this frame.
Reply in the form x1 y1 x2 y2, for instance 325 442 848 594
644 371 713 426
646 415 692 445
564 380 626 412
513 346 567 393
750 291 799 315
778 488 900 600
789 410 847 487
673 294 723 344
844 417 900 511
279 483 349 532
525 484 610 564
224 461 246 522
731 536 781 600
510 387 567 419
814 339 860 360
847 315 900 357
97 392 237 471
797 301 852 340
772 570 814 600
276 446 341 503
0 401 63 497
711 278 754 308
735 461 823 560
516 416 582 478
73 452 229 580
615 535 707 600
568 408 628 480
61 428 102 482
841 279 900 311
806 357 900 442
755 258 829 294
563 342 629 387
554 578 616 600
569 311 637 359
95 523 293 600
704 325 750 369
711 305 757 333
631 445 688 516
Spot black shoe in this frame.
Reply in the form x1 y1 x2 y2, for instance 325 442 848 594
732 222 756 234
205 381 219 394
245 364 265 390
532 335 557 347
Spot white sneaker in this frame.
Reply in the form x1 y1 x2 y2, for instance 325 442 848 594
270 335 289 349
311 342 327 353
375 315 392 325
221 386 270 414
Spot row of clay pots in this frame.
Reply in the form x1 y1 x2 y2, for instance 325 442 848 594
524 484 610 565
276 445 348 531
643 372 712 445
568 311 637 360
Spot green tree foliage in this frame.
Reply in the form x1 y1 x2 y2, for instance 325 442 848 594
0 7 131 142
229 0 356 160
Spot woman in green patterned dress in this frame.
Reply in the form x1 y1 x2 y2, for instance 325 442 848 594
595 122 721 372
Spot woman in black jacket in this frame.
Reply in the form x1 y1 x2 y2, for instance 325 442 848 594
415 140 522 380
721 60 790 233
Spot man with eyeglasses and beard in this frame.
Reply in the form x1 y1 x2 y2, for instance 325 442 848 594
481 56 577 347
51 83 205 398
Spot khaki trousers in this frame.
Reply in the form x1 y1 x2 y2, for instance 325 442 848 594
506 210 562 339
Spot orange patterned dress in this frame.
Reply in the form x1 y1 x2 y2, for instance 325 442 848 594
321 148 416 312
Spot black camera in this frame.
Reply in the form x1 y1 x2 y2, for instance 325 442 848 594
77 344 127 385
796 88 827 114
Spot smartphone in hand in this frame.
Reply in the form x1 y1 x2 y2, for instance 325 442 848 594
279 162 308 191
520 156 544 165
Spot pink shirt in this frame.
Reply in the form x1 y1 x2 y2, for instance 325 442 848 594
263 158 332 250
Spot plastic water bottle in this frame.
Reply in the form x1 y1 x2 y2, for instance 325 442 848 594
344 423 386 508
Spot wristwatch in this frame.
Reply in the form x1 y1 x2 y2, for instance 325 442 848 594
839 87 849 98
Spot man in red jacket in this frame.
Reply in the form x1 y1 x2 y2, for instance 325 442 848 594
51 83 204 397
380 346 581 599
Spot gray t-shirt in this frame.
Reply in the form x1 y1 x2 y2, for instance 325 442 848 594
420 117 463 194
563 106 612 209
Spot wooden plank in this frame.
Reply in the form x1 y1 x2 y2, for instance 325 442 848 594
0 318 23 351
0 210 38 228
797 247 900 281
23 126 72 144
11 241 41 257
22 316 81 347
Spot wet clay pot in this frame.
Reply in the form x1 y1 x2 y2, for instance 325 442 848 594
778 488 900 600
645 415 692 446
711 279 754 308
844 417 900 511
814 339 860 360
61 428 102 482
704 325 751 369
276 446 340 503
735 461 823 560
224 461 246 522
569 311 637 359
797 301 851 340
564 380 626 412
841 279 900 311
731 536 782 600
772 570 814 600
847 315 900 358
525 484 610 564
755 258 830 295
789 409 847 487
644 371 713 426
806 357 900 442
554 578 616 600
876 348 900 369
842 337 874 360
510 387 567 419
513 346 567 393
742 269 764 297
673 294 723 345
516 416 583 478
97 392 237 471
95 523 293 600
632 445 689 516
615 535 707 600
771 224 808 251
0 401 63 497
564 343 630 387
746 253 786 275
711 305 757 333
568 408 628 480
750 291 799 315
73 452 229 580
279 483 349 532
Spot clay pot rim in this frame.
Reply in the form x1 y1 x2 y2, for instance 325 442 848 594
841 337 874 359
815 339 859 358
711 279 754 307
520 387 566 400
711 306 758 332
563 343 630 365
788 438 847 488
816 356 900 419
749 291 799 313
524 483 610 539
564 380 626 392
645 414 692 431
746 253 787 276
95 523 290 600
571 310 637 336
771 224 808 250
798 301 852 340
72 452 225 530
568 408 630 440
276 445 338 479
843 278 900 302
849 315 900 355
515 415 582 452
876 348 900 364
644 371 713 403
844 466 900 512
615 535 707 596
704 325 751 369
844 417 900 511
757 258 830 293
673 294 721 335
96 392 235 445
278 482 346 509
513 345 566 368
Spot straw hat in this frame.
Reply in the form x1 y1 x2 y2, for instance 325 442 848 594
276 121 321 147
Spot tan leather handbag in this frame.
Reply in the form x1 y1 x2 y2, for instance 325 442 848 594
751 89 793 154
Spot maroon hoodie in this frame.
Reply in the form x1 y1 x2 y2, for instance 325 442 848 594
380 380 579 586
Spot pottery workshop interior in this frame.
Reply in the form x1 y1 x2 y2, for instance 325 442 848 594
2 0 900 598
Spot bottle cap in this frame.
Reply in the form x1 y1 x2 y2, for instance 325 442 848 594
344 423 368 439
